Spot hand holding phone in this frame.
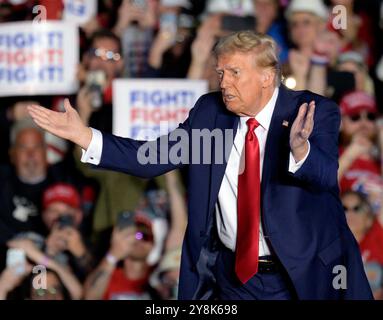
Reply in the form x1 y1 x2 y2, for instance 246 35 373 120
116 211 136 230
85 70 106 109
6 248 26 276
159 12 178 46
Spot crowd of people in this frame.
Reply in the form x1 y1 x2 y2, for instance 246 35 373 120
0 0 382 300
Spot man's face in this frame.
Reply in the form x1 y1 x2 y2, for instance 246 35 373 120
87 37 123 82
289 12 324 49
11 129 47 183
43 202 81 230
216 51 268 116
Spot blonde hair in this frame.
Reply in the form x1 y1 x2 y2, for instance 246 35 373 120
213 31 281 86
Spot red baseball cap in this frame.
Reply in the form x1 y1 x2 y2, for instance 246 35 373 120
43 183 81 210
340 91 377 116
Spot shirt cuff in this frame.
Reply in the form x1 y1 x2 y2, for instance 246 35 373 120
288 141 310 174
80 128 103 165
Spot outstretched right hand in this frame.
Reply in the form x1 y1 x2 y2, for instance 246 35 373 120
27 98 92 150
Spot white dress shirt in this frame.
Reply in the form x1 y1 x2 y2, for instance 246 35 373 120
215 87 310 255
81 87 310 256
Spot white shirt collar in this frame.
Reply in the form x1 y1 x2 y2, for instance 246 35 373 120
239 87 279 131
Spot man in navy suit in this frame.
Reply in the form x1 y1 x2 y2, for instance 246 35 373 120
28 31 372 300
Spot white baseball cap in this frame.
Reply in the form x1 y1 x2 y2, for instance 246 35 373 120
285 0 329 21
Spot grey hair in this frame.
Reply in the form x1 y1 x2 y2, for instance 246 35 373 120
10 118 45 146
213 30 281 86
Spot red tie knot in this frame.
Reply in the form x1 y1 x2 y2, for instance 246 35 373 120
246 118 260 133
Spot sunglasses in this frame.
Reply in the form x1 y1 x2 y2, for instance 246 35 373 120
88 48 121 62
348 112 376 122
343 204 365 213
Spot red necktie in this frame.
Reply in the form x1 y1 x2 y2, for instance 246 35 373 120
236 118 261 284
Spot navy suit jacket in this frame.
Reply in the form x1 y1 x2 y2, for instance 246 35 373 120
96 85 372 300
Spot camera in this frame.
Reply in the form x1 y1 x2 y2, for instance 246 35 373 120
85 70 106 109
159 12 178 45
116 211 136 230
57 214 75 229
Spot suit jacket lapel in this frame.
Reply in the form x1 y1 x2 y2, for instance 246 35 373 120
207 110 239 228
261 85 296 194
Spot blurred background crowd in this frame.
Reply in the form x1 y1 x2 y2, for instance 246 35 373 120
0 0 383 300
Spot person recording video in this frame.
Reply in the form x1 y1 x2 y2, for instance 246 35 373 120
84 209 167 300
1 182 88 301
41 183 94 281
77 29 124 134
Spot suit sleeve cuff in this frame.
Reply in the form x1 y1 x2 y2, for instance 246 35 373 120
288 141 310 174
80 128 103 165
